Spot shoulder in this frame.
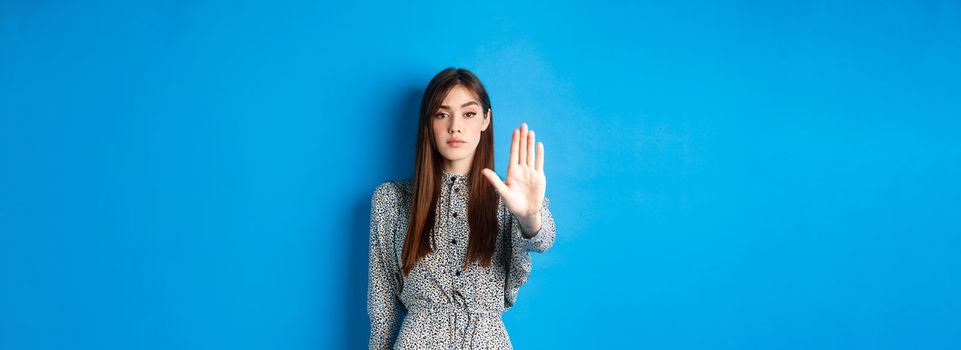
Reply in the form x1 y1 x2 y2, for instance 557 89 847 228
371 177 413 209
371 177 413 198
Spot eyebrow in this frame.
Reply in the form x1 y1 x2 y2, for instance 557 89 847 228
439 101 480 110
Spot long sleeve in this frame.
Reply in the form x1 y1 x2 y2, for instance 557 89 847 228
367 182 405 350
504 196 555 308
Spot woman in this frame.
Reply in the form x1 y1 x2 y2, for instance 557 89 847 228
367 67 556 349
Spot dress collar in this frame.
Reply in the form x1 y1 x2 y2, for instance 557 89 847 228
441 169 470 183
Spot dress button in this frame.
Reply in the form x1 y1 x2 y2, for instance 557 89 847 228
451 239 457 245
450 176 456 181
455 270 461 276
452 212 458 218
454 187 459 193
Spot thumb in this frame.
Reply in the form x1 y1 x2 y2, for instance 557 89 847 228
481 168 510 196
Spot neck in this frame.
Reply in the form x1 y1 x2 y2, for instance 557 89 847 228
442 158 472 176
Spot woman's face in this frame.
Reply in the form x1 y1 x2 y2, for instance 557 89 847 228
432 84 491 168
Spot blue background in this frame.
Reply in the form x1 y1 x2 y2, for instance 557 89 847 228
2 0 960 349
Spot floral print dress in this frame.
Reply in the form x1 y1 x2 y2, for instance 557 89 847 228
367 170 556 349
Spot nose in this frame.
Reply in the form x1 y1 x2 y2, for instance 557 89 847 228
448 116 462 134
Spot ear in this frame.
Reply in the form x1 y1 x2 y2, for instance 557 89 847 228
482 108 492 131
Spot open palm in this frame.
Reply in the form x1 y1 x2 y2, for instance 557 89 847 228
481 123 546 220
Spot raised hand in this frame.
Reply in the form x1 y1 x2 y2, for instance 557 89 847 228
481 123 546 235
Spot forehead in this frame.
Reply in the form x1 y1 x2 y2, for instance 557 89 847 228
441 85 480 106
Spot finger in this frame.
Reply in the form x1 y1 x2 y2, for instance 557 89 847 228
481 168 510 196
519 123 528 165
527 130 536 167
536 142 544 172
510 128 519 165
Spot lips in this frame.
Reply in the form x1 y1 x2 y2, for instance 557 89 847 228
447 139 466 146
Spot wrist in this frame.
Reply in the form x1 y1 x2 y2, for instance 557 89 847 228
517 212 542 238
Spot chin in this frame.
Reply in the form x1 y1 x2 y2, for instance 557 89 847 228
439 150 471 162
440 152 467 161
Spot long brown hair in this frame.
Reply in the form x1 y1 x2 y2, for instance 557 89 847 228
401 68 499 276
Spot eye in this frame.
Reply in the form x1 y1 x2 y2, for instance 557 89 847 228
435 112 448 119
465 112 476 118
